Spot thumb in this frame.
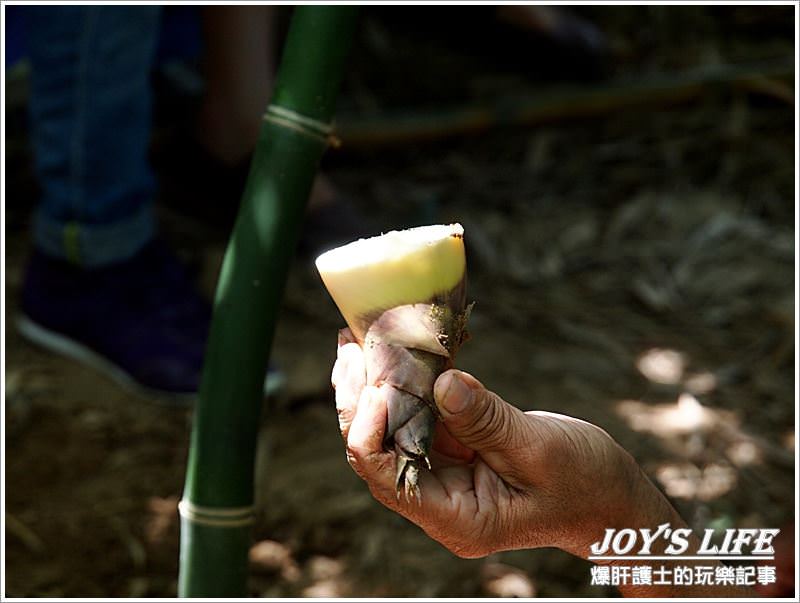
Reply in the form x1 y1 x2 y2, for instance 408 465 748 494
434 370 528 459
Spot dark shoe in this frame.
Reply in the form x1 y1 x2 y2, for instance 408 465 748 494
17 240 283 402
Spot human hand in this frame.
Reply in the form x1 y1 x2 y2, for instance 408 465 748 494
331 329 678 561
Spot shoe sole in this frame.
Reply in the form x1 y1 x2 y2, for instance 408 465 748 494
16 314 197 406
16 315 287 405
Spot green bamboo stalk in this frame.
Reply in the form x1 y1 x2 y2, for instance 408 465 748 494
178 6 358 597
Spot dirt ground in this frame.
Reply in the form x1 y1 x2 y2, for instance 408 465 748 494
4 6 796 598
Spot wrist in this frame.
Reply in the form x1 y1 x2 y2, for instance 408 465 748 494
576 450 680 560
555 448 669 560
625 462 687 536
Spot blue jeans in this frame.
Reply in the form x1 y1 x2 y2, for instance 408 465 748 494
26 6 161 267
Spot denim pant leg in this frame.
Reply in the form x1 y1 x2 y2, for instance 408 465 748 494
26 6 161 267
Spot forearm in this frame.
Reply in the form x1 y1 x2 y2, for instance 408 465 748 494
609 472 752 597
612 528 753 596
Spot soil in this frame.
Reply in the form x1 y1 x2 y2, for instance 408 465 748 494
4 6 795 598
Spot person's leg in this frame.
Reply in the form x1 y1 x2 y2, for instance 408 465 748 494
26 5 160 267
20 6 285 399
194 5 378 260
19 6 225 398
197 5 275 166
198 6 342 208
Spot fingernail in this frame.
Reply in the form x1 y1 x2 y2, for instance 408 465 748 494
435 371 472 415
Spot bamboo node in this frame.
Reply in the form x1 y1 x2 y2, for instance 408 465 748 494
264 104 337 146
178 499 255 528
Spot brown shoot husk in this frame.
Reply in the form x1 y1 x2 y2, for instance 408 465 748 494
355 278 471 501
